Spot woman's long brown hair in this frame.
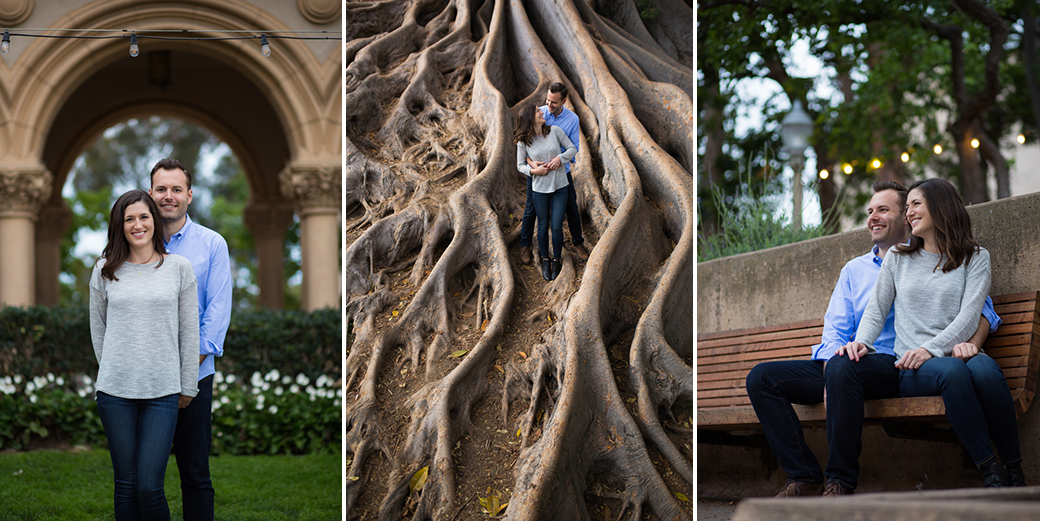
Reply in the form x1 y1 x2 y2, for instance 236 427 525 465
99 190 166 281
512 103 550 146
895 178 980 272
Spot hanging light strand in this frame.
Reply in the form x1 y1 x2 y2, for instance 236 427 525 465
0 28 340 57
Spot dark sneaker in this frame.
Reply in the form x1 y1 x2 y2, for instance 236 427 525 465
822 481 853 497
773 481 823 498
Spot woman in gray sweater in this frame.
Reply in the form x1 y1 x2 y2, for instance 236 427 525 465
515 103 577 281
844 178 1023 487
89 190 199 520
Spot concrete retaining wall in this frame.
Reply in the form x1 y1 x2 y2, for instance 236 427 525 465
697 191 1040 499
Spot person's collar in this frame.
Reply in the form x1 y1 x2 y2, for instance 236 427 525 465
168 214 193 239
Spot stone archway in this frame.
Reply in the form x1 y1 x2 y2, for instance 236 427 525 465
0 0 341 310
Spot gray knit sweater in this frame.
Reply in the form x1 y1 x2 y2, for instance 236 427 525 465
856 246 991 360
89 254 200 399
516 126 577 194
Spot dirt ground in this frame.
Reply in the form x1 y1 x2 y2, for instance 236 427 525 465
697 498 740 520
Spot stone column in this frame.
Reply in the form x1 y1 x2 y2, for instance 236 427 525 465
279 163 341 310
243 202 295 309
0 166 53 307
34 200 73 306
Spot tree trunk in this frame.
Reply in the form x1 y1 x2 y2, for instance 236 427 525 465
344 0 692 519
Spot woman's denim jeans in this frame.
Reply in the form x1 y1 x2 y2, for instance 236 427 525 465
532 187 568 261
899 354 1022 466
96 391 179 521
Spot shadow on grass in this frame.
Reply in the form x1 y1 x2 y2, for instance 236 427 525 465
0 449 340 520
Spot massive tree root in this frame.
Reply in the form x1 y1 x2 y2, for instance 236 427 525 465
344 0 692 519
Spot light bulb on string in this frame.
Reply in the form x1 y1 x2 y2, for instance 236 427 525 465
971 138 980 149
260 34 271 57
1 30 10 54
129 33 139 57
1018 134 1026 144
901 152 910 162
819 169 829 180
934 144 942 154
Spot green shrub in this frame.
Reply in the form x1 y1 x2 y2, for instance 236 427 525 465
0 306 341 381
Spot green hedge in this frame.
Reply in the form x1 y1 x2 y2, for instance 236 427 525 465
0 306 341 381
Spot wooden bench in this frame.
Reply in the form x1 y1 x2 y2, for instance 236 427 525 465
698 291 1040 433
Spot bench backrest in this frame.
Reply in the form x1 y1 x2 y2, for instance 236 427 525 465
697 291 1040 424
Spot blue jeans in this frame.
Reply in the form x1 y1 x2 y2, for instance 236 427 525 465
899 354 1022 466
96 392 180 521
520 172 584 249
532 187 568 260
746 353 899 489
173 375 214 520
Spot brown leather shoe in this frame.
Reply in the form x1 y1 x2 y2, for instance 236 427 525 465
774 481 823 498
573 243 590 261
822 481 853 497
520 246 532 265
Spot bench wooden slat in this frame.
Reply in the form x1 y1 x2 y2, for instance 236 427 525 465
697 291 1040 433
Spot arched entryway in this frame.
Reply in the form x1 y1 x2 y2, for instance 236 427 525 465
0 0 341 309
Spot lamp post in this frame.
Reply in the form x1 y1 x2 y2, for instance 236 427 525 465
781 100 814 231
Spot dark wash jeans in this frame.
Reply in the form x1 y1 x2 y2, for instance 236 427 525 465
532 187 568 261
746 353 900 490
519 172 584 249
173 375 215 521
96 391 180 521
899 354 1022 466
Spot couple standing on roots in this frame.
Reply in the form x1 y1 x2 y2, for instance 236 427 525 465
747 178 1026 498
513 82 591 282
89 158 232 520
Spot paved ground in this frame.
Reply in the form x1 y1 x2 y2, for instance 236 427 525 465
697 498 740 520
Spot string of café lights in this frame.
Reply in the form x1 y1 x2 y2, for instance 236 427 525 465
817 134 1029 180
0 28 341 58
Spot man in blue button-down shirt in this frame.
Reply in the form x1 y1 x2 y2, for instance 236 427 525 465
518 82 590 265
746 181 1000 498
150 158 232 521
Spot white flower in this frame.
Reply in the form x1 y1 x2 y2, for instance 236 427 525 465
218 383 228 392
212 401 222 412
47 373 55 382
265 369 280 382
316 375 328 388
82 375 92 385
3 376 11 385
55 376 65 386
255 403 263 410
295 374 310 386
309 395 316 402
281 375 291 385
257 394 265 404
13 375 23 384
226 374 237 384
77 389 87 398
214 371 224 384
261 382 270 392
336 389 343 397
25 382 35 393
274 387 283 396
236 404 243 411
251 387 261 395
290 384 300 394
220 395 230 405
251 372 263 387
334 399 340 407
268 405 278 414
34 376 47 388
29 395 37 403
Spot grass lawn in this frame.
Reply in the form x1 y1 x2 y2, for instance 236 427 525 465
0 449 340 520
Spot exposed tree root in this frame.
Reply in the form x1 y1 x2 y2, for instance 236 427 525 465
345 0 692 518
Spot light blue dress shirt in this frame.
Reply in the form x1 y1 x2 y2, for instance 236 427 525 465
539 105 579 173
811 245 1001 361
164 214 233 381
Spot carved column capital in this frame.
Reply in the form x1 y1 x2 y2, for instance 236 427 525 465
297 0 340 24
0 167 53 218
278 164 341 215
243 202 296 240
0 0 33 25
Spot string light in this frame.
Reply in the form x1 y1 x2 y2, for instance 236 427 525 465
934 144 942 154
260 33 271 57
901 152 909 162
819 169 829 180
971 138 980 149
1018 134 1026 144
0 28 338 58
871 159 882 169
843 164 853 175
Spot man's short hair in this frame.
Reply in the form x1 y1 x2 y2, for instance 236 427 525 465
548 82 568 100
149 158 192 189
873 180 908 211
